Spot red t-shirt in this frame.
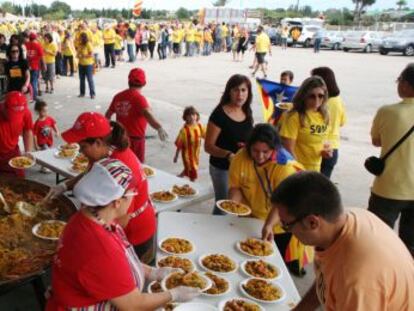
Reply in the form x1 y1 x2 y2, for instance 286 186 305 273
111 148 156 245
34 116 56 147
0 108 33 154
46 212 136 310
25 41 44 71
108 89 149 138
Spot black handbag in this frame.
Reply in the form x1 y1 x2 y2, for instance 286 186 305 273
365 125 414 176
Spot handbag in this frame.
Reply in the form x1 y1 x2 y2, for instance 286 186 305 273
365 124 414 176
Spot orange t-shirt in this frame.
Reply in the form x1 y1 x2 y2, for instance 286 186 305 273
314 208 414 311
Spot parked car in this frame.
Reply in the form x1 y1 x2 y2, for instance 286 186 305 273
380 30 414 56
296 25 322 47
342 31 384 53
248 30 257 44
320 31 345 50
267 27 281 45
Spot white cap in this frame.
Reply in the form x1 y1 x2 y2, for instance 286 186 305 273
73 158 135 207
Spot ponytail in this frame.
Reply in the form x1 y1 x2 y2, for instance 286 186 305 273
106 121 129 150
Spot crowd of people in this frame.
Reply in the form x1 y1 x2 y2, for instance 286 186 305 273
0 18 413 311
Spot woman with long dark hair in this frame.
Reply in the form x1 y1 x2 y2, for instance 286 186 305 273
311 67 347 178
205 74 254 215
280 76 331 172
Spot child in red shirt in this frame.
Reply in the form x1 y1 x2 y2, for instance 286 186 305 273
174 106 205 181
34 100 59 172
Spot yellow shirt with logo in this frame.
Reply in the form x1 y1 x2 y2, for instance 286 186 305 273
92 31 103 49
185 29 196 42
255 32 271 53
62 39 75 57
229 148 301 233
77 43 94 66
280 111 329 171
172 30 181 43
327 96 347 149
103 28 116 44
43 42 57 64
371 98 414 200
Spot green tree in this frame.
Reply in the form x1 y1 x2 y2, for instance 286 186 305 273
1 1 18 14
212 0 229 7
352 0 376 24
176 7 190 19
43 9 66 20
50 1 71 17
397 0 407 10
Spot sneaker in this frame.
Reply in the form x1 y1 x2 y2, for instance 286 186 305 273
78 94 85 98
90 95 95 99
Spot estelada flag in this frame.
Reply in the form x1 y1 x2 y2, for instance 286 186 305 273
132 0 143 17
256 78 298 123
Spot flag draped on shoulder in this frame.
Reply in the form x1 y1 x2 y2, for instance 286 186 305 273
256 78 298 123
132 0 143 17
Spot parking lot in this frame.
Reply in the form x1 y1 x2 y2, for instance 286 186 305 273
0 44 411 310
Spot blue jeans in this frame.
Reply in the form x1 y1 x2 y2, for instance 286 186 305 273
314 38 322 53
320 149 338 179
30 70 39 100
127 44 135 62
79 65 95 96
203 43 211 56
209 164 229 215
185 42 194 56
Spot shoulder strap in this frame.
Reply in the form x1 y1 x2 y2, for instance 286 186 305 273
382 125 414 161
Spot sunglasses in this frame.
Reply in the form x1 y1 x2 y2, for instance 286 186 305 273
307 93 325 100
281 214 309 232
11 50 19 53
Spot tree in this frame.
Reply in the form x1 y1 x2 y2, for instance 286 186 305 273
176 7 190 19
397 0 407 10
1 1 18 14
50 1 71 17
352 0 376 24
212 0 229 7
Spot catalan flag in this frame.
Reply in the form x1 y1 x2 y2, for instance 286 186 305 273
256 78 298 124
132 0 143 17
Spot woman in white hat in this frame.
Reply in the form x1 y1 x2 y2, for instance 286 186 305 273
46 158 200 311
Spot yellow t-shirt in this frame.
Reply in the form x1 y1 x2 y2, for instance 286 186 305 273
221 25 228 37
43 42 57 64
103 28 116 44
114 34 123 50
280 111 329 171
172 30 181 43
255 32 271 53
92 31 103 49
371 98 414 200
204 30 213 43
314 208 414 311
77 43 94 66
327 96 347 149
195 30 203 43
185 29 196 42
229 148 300 233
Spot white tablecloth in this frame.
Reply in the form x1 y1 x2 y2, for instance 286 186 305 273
32 148 214 213
157 212 301 310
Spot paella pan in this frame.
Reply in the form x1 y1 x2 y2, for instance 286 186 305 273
0 177 76 285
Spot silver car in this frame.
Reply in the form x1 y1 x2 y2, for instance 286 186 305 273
342 31 384 53
380 30 414 56
320 31 345 50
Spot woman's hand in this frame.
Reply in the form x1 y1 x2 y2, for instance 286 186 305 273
148 267 184 282
321 149 333 159
169 286 201 302
262 223 274 242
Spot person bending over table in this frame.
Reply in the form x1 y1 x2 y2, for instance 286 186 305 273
47 112 157 264
280 76 332 172
46 158 200 311
263 172 414 311
228 124 313 276
0 91 33 177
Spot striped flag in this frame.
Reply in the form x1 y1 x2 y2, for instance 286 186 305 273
132 0 143 17
256 78 298 123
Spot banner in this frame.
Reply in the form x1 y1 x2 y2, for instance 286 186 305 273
132 0 143 17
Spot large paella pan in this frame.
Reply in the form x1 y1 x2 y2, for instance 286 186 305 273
0 177 76 285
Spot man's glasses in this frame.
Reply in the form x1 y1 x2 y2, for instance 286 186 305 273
281 214 309 232
11 50 19 53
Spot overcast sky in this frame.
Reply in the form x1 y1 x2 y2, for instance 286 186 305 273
12 0 413 11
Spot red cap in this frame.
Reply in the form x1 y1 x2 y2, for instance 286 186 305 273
29 32 37 40
128 68 146 86
62 112 111 143
5 91 27 113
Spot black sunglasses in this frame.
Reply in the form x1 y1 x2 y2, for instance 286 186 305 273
281 214 309 232
11 50 19 53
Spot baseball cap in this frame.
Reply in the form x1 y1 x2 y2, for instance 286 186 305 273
62 112 111 143
29 32 37 40
74 158 136 207
128 68 146 86
5 91 27 113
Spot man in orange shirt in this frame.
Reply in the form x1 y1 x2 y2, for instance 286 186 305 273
263 172 414 311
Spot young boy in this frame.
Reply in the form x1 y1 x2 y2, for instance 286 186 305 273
269 70 295 126
33 100 59 172
174 106 205 182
